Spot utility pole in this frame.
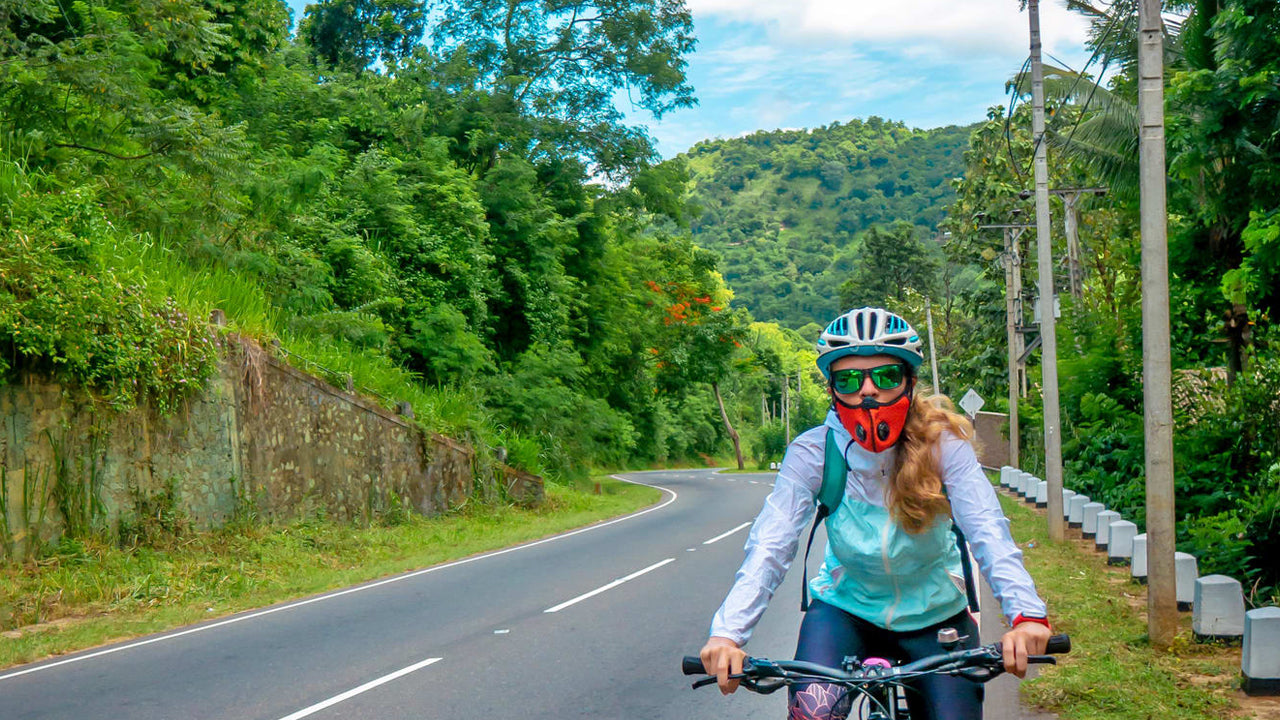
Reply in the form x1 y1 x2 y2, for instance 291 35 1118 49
1028 0 1065 542
926 299 940 395
980 220 1032 474
1049 187 1108 299
783 374 791 442
1138 0 1177 649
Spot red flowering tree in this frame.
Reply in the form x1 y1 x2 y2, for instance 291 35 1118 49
645 279 748 469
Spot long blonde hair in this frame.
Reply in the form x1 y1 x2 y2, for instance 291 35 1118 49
887 388 977 534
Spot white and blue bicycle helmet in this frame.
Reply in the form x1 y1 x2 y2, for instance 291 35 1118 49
815 307 924 378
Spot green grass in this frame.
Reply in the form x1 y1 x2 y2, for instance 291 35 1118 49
995 486 1243 720
0 476 659 669
99 233 495 444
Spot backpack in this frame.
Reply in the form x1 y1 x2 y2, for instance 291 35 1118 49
799 428 982 614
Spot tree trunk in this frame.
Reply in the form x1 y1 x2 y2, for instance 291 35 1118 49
712 381 744 470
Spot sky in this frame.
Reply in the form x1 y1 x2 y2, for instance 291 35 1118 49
285 1 1094 159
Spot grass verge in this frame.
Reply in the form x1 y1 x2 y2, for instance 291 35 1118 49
0 475 659 669
995 486 1260 720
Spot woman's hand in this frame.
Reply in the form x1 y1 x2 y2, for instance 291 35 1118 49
1000 622 1052 677
699 636 747 694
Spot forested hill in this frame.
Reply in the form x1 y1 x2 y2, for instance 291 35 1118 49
680 119 975 328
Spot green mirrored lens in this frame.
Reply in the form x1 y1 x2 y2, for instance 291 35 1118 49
870 365 904 389
832 369 859 394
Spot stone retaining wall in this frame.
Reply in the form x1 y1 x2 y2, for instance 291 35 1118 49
0 336 540 555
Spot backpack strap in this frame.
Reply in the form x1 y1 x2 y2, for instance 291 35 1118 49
801 427 847 611
953 522 981 613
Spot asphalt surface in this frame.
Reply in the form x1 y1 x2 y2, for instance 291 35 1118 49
0 468 1051 719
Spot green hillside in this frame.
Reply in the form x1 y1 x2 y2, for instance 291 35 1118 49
680 119 974 327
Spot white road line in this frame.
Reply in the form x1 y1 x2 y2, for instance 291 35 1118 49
544 558 675 613
702 522 752 546
275 656 442 720
0 475 678 683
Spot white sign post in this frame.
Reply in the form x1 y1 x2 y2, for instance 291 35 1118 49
959 388 985 419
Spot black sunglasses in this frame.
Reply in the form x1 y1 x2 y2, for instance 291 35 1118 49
831 364 907 393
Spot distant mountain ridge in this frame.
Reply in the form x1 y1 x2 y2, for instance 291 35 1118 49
679 117 975 328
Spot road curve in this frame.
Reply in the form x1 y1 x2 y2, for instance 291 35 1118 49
1 468 1041 719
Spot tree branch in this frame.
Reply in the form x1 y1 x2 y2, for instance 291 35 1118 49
53 142 166 160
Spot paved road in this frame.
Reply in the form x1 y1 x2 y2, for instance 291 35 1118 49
0 469 1048 719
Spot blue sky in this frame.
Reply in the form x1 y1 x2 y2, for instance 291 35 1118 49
285 1 1093 158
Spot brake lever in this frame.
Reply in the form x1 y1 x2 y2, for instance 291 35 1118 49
743 677 788 695
690 665 758 691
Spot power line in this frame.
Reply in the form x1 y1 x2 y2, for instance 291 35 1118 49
1004 5 1125 177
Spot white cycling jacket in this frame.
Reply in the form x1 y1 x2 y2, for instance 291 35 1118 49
710 411 1048 645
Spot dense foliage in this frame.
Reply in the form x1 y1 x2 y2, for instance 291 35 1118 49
937 0 1280 604
0 0 753 487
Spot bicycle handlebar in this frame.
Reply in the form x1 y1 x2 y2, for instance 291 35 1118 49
682 633 1071 690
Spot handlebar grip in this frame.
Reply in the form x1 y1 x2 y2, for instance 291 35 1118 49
683 656 708 675
1045 634 1071 655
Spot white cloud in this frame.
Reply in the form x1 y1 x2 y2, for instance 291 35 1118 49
687 0 1090 60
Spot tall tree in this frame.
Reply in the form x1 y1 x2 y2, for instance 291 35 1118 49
838 221 940 310
429 0 696 176
298 0 426 73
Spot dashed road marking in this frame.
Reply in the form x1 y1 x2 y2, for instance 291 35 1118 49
544 558 676 613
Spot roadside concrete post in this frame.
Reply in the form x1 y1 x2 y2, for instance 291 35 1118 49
1082 502 1105 539
1022 475 1038 502
1243 607 1280 695
1175 552 1198 610
1068 495 1089 528
1131 533 1148 582
1193 575 1245 641
1095 510 1121 550
1035 480 1048 508
1061 490 1076 520
1108 521 1138 565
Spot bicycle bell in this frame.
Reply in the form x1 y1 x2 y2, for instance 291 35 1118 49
937 627 961 649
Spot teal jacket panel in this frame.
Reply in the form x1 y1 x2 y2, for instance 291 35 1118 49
810 497 968 631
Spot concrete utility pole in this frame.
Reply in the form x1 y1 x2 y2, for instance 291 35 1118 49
783 374 791 442
1003 231 1020 468
980 221 1032 468
1138 0 1177 649
1050 187 1108 299
926 299 941 395
1028 0 1066 542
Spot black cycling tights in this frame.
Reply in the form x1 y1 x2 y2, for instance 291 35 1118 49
789 600 982 720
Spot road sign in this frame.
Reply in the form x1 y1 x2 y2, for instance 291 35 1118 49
959 388 985 418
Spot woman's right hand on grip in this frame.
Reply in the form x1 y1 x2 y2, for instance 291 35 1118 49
699 636 747 695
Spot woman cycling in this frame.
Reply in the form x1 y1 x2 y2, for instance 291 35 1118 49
699 307 1051 720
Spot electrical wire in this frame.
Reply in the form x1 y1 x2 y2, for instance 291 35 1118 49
1004 4 1125 177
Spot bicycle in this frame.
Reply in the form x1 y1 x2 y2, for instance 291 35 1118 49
682 631 1071 719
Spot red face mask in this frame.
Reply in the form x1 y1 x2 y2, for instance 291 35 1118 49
832 388 912 453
